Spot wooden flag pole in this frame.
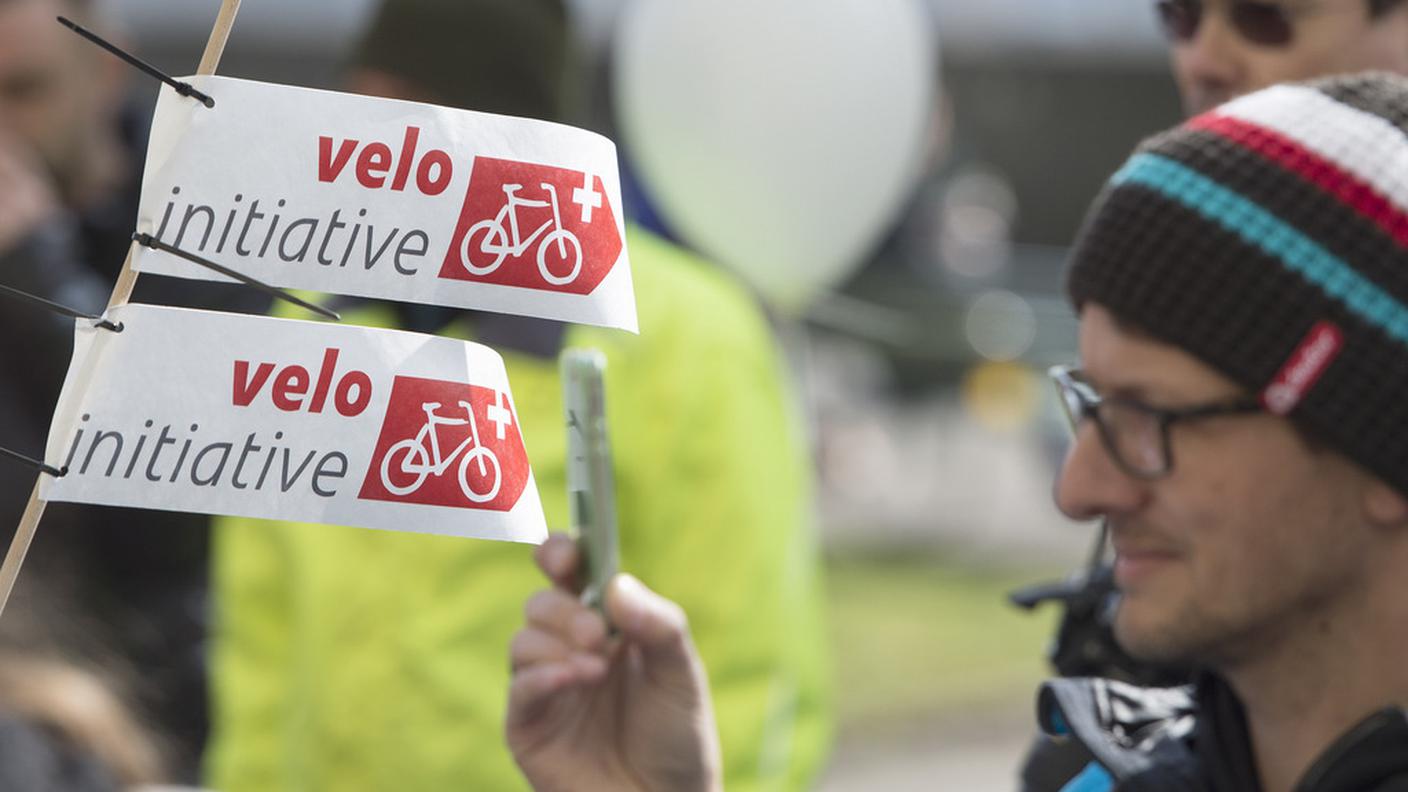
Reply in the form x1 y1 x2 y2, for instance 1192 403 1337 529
196 0 242 76
0 0 243 620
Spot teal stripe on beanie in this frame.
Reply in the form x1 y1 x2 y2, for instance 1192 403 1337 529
1114 152 1408 347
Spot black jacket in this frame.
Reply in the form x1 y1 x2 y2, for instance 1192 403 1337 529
1024 674 1408 792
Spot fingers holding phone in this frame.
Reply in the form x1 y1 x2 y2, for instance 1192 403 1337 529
508 533 722 792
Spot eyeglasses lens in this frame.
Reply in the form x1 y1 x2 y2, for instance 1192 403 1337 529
1156 0 1293 46
1099 402 1169 477
1056 380 1085 432
1230 2 1293 45
1051 367 1169 478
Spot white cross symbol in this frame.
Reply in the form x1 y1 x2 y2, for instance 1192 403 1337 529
486 389 514 441
571 171 602 224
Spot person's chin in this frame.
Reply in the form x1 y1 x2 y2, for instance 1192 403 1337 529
1112 597 1194 664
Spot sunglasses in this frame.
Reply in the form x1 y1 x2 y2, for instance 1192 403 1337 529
1156 0 1295 46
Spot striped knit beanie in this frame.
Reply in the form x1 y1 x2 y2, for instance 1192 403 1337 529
1066 72 1408 497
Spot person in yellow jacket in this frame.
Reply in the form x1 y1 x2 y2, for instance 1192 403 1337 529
205 1 833 790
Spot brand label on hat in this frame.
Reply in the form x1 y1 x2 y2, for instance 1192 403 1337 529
1261 321 1343 415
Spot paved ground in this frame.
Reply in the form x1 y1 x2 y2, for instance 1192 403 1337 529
815 697 1035 791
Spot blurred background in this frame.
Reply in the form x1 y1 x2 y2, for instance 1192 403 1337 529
93 0 1183 787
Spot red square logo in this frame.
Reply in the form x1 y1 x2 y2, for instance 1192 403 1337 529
359 376 530 511
438 156 622 294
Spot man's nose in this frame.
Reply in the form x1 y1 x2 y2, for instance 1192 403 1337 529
1053 422 1149 522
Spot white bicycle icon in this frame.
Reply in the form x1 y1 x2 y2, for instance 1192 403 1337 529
379 400 501 503
460 181 583 285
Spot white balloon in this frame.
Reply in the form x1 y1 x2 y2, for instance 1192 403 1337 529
613 0 939 312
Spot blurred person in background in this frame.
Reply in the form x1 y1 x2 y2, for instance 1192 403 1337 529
0 0 126 517
205 1 832 790
0 654 165 791
0 0 262 779
0 586 168 792
506 72 1408 792
1158 0 1408 114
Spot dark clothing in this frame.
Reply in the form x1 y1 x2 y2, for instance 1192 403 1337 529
1025 674 1408 792
0 99 266 781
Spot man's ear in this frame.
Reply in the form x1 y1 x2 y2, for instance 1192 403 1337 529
1364 478 1408 527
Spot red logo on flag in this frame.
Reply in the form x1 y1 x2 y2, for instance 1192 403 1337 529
438 156 622 294
359 376 529 511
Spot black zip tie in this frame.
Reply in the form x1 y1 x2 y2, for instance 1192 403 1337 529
132 233 342 321
57 16 215 109
0 446 66 479
0 283 123 332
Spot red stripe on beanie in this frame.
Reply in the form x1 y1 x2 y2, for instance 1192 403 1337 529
1190 114 1408 250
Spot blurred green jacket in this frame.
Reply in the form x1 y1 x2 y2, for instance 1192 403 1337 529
206 226 834 791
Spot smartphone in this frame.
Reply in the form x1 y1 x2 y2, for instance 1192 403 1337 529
561 348 619 614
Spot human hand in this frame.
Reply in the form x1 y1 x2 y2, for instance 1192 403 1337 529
506 534 722 792
0 130 59 254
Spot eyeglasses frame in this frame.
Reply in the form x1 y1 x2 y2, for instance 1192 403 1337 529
1049 364 1265 479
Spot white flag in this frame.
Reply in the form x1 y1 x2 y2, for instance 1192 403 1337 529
135 75 637 332
42 305 547 543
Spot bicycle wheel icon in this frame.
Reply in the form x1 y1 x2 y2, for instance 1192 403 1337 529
381 439 431 496
462 219 510 276
537 229 582 285
458 446 502 503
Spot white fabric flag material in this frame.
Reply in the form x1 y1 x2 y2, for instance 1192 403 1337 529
134 76 637 332
41 305 547 543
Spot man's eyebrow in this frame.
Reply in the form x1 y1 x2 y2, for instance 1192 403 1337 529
1079 370 1154 402
1105 383 1155 401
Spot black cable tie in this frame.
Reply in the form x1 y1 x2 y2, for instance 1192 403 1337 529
131 233 342 321
57 16 215 109
0 283 124 332
0 446 66 478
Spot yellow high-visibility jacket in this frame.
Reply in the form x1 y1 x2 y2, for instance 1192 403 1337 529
207 227 834 791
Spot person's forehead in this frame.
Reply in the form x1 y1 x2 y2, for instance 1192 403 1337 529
1076 304 1242 400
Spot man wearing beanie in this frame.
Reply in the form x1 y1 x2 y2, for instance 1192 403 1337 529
501 71 1408 792
1027 0 1408 696
206 1 832 791
1011 1 1408 776
1033 70 1408 791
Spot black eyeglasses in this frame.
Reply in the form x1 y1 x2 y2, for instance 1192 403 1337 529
1049 365 1264 479
1155 0 1297 46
